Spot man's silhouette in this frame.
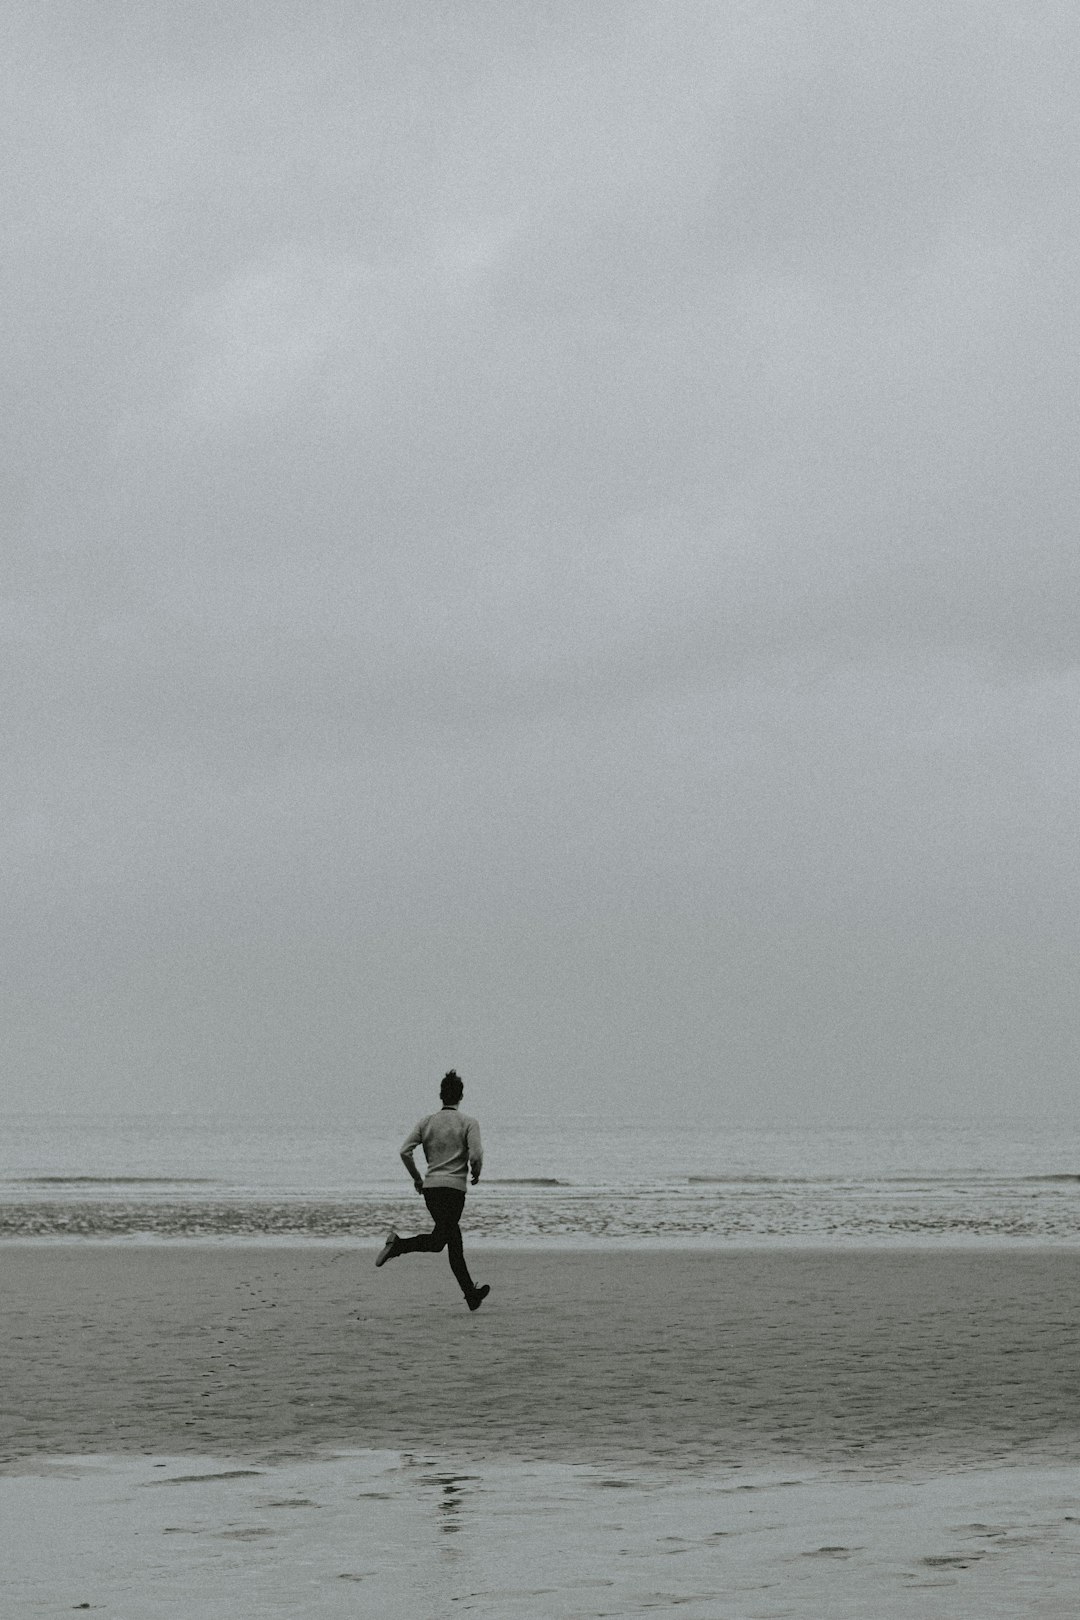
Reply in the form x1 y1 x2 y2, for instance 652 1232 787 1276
375 1069 490 1311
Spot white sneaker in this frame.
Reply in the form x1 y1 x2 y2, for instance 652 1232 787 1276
375 1230 399 1267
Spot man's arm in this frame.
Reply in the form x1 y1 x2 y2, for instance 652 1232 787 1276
400 1149 424 1194
400 1123 425 1195
467 1119 483 1186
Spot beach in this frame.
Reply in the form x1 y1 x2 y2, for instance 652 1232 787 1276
4 1244 1080 1614
4 1246 1080 1469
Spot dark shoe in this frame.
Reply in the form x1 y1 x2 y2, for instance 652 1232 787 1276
466 1284 490 1311
375 1231 399 1267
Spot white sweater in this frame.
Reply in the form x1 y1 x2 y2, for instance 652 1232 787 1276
401 1106 483 1191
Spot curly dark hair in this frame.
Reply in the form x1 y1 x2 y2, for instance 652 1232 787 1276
439 1069 464 1104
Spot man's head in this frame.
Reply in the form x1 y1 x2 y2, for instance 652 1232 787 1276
440 1069 464 1106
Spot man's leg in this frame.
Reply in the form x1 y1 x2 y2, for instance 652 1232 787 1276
376 1191 453 1268
435 1192 478 1298
392 1196 444 1255
394 1189 477 1297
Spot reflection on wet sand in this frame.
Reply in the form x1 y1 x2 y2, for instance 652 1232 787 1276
418 1471 480 1536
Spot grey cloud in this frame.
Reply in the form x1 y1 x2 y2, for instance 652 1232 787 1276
5 2 1080 1122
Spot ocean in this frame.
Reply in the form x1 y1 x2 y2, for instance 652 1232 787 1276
4 1111 1080 1245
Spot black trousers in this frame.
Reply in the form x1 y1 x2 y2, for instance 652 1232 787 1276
395 1187 476 1297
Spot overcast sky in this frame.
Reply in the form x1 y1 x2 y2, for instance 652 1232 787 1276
5 1 1080 1128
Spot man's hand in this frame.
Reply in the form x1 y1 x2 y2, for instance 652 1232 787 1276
470 1172 481 1186
413 1178 425 1195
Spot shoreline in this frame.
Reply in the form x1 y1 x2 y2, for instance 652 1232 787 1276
5 1232 1080 1249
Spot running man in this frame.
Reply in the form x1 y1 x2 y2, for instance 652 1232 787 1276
375 1070 490 1311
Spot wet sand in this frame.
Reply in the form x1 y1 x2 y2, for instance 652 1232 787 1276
6 1449 1080 1618
3 1244 1080 1473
